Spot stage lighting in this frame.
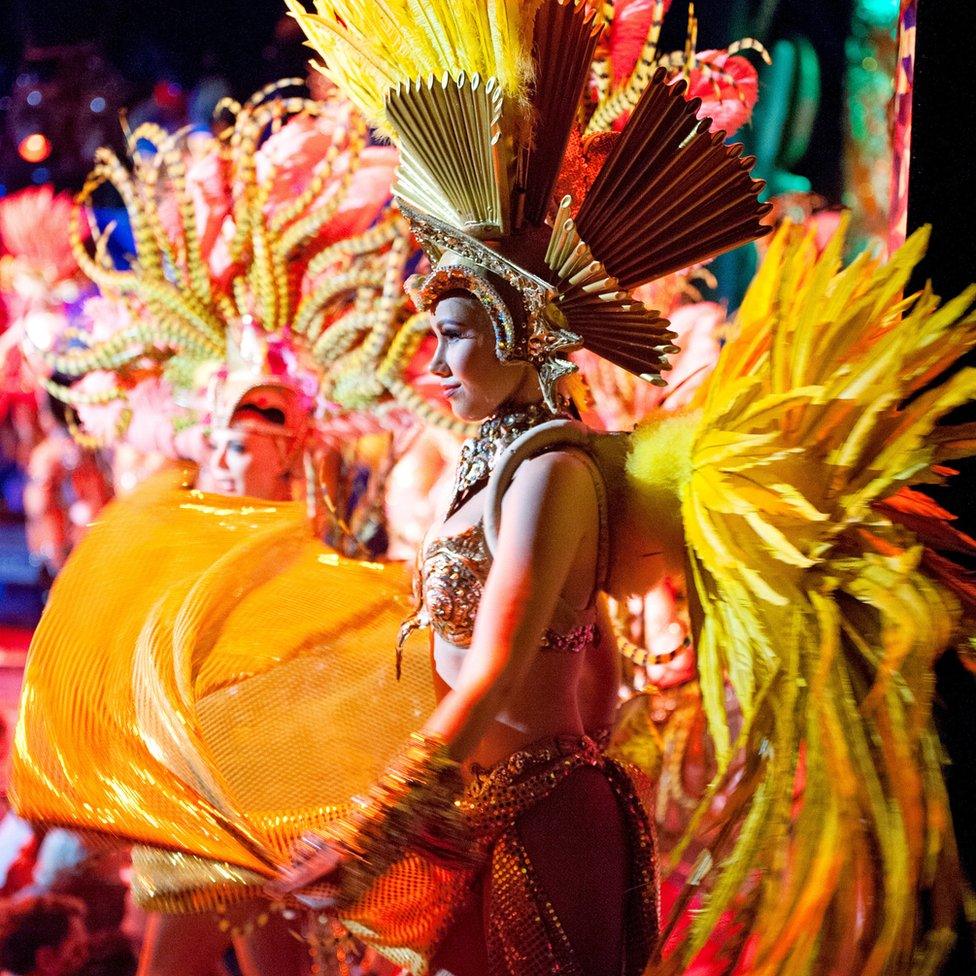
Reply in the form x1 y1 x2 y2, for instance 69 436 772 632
17 132 52 163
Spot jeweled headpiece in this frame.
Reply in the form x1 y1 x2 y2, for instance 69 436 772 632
209 319 310 442
289 0 771 408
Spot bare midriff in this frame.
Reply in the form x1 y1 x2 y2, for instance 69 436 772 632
423 487 616 773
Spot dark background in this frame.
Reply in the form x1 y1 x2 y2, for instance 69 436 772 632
909 3 976 972
0 0 299 93
0 0 854 196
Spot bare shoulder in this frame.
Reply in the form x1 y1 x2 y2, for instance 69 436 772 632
497 448 599 556
506 448 598 508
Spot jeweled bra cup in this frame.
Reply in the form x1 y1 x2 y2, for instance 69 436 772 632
419 525 489 647
414 518 596 652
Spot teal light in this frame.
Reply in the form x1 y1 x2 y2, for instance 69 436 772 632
858 0 899 28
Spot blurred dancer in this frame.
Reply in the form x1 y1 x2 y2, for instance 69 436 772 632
13 82 417 976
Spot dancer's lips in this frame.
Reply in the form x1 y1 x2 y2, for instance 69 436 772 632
442 383 461 399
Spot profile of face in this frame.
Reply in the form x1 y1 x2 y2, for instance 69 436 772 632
204 385 301 500
430 292 539 422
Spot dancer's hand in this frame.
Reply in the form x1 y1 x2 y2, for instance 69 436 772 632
269 832 349 909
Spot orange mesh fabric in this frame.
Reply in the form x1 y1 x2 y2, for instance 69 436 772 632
11 466 434 897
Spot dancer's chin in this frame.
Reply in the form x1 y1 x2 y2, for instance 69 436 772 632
445 389 485 423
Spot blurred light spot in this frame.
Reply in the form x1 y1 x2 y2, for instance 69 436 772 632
18 132 52 163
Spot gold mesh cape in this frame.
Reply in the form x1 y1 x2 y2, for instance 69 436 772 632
11 466 434 911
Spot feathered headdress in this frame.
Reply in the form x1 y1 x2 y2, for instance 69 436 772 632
0 187 91 413
288 0 770 408
42 81 418 451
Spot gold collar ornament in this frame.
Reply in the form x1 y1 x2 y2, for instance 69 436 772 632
447 401 561 517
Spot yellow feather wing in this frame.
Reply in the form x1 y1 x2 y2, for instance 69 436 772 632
656 220 976 975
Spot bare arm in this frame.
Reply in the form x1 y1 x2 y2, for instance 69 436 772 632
272 449 598 894
423 449 598 760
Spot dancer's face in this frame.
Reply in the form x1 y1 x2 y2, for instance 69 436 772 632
429 292 538 422
206 424 292 500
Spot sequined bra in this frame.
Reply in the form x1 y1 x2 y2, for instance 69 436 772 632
396 406 604 669
400 518 597 654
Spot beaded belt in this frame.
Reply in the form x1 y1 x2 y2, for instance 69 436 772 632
462 731 607 842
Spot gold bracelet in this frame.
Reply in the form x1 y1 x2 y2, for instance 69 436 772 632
329 732 471 906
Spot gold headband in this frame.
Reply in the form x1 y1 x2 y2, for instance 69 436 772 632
406 253 582 411
406 262 519 360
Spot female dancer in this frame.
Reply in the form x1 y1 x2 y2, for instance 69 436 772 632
271 2 767 973
275 3 974 975
136 371 316 976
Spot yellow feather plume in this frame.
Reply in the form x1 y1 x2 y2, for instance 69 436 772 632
630 220 976 976
286 0 536 129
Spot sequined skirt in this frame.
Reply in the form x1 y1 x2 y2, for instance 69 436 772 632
340 733 659 976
